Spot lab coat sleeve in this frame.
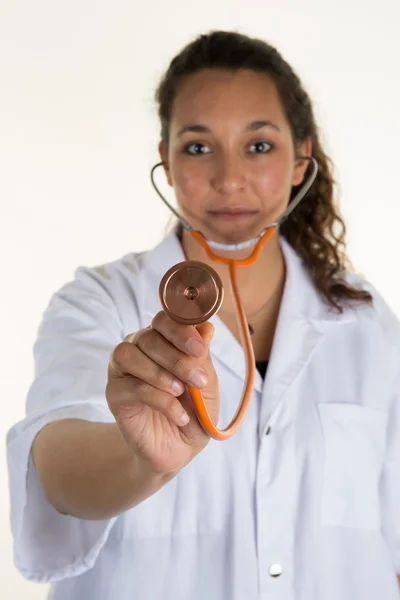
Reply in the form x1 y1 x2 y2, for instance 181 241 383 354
380 345 400 574
6 264 136 583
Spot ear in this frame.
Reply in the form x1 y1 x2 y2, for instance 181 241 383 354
292 137 313 187
158 141 173 187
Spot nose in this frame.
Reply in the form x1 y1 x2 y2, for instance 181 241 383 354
211 153 246 195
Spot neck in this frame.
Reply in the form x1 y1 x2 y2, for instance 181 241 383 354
179 226 286 319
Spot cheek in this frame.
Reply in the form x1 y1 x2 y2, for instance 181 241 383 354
254 159 291 201
171 159 209 205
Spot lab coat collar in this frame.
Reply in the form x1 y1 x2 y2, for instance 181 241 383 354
138 227 357 403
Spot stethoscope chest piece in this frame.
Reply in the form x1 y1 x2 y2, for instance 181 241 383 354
159 261 224 325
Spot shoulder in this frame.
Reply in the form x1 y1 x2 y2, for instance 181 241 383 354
345 269 399 337
39 249 152 341
339 269 400 378
75 250 146 290
51 250 148 306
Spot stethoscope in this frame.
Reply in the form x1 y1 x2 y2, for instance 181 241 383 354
150 156 318 440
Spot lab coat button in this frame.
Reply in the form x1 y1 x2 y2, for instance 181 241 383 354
269 563 283 577
265 426 271 435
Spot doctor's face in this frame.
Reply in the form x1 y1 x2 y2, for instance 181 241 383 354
159 68 311 245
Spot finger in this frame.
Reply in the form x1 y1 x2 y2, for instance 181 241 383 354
107 377 191 428
151 311 207 358
123 328 149 344
133 328 209 390
108 340 186 396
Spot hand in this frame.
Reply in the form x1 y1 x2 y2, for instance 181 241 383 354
106 311 219 477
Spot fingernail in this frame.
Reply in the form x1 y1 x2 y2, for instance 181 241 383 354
188 368 208 388
180 412 190 426
172 380 185 395
186 338 205 357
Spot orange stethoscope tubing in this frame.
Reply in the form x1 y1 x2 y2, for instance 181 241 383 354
151 156 318 441
188 227 277 440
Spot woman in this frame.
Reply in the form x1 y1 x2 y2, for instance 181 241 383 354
7 30 400 600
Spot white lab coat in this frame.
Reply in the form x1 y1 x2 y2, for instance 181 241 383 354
6 229 400 600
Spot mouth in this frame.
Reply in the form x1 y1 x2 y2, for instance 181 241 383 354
207 209 259 222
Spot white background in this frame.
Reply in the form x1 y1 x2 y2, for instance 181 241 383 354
1 0 399 597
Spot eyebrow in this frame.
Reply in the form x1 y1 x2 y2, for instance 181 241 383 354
177 120 281 137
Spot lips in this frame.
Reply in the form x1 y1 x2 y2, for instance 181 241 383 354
207 209 259 223
208 208 258 215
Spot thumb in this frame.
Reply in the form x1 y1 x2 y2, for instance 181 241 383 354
193 321 219 406
179 320 220 441
195 321 215 350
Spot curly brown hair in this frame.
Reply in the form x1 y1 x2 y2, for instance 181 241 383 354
154 30 373 314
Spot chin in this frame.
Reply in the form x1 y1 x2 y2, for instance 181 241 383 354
205 221 265 245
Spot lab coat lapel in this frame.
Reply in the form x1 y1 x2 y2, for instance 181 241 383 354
257 236 357 437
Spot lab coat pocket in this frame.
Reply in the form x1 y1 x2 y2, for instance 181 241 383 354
317 402 388 530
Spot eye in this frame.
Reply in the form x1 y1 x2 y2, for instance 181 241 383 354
184 143 211 155
249 141 273 154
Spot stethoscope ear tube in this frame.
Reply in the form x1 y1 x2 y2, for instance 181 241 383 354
150 156 319 246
